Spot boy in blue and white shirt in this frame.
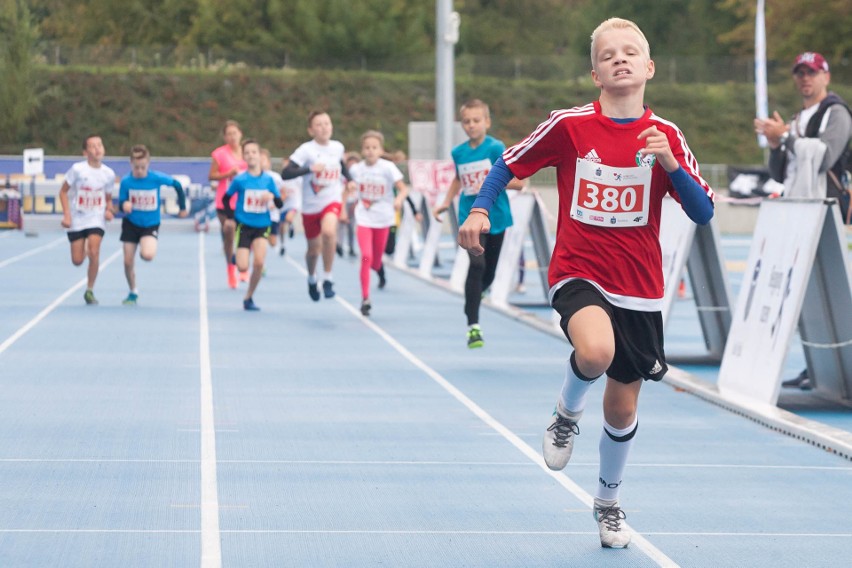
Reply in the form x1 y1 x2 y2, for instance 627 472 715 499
223 139 284 311
433 99 525 348
118 144 187 305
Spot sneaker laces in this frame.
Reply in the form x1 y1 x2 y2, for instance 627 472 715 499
596 505 626 532
547 414 579 448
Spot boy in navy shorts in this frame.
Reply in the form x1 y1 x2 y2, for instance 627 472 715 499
223 139 283 310
458 18 715 548
118 145 188 305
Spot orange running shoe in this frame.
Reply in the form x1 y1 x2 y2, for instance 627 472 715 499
227 264 238 289
239 270 249 282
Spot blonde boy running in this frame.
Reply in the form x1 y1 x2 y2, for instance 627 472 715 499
457 18 715 548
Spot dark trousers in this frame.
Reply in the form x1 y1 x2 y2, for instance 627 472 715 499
464 231 505 325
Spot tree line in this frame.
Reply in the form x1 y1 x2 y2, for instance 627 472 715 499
21 0 852 64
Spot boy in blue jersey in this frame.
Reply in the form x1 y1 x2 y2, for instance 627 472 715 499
118 145 188 306
434 99 525 348
223 139 284 311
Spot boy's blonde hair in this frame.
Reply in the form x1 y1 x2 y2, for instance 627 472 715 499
360 130 385 146
459 99 490 121
590 18 650 66
130 144 150 161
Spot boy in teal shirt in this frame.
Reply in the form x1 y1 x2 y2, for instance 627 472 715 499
434 99 525 347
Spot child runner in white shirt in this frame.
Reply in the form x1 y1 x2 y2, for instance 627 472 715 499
282 111 354 301
348 131 409 316
59 135 117 305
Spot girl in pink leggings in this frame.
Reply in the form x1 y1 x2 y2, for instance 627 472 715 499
347 131 409 316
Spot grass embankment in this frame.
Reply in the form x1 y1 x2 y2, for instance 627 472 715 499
7 66 850 165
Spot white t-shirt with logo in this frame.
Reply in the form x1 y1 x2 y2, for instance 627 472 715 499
350 159 404 228
289 140 346 215
64 161 116 232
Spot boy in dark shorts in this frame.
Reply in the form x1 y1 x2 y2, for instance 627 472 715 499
58 135 117 305
118 145 188 305
457 17 715 548
223 139 283 311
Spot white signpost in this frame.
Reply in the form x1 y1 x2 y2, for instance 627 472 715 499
23 148 44 177
718 199 852 405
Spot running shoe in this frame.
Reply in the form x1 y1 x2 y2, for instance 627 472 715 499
243 298 260 311
227 264 238 289
279 246 286 257
322 280 335 298
360 299 371 316
377 265 387 289
239 270 249 283
542 402 581 471
348 249 357 258
335 244 344 257
467 326 484 349
308 281 320 302
593 499 631 549
83 290 98 305
122 292 138 306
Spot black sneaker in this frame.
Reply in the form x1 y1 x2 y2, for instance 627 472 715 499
279 246 286 256
322 280 335 298
348 249 357 258
308 281 320 302
288 225 295 238
782 369 813 390
377 265 387 289
243 298 260 311
335 244 344 257
360 299 371 316
83 289 98 305
467 327 484 348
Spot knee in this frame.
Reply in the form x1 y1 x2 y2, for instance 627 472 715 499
72 258 85 267
573 345 614 378
140 252 154 262
603 401 638 429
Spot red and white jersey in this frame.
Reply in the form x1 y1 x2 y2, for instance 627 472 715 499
503 101 714 311
64 160 116 232
289 139 346 214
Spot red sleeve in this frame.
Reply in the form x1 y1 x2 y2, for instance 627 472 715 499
502 110 575 179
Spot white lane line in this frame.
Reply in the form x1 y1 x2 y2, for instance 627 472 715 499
198 232 222 568
0 458 848 471
0 248 122 356
284 258 677 568
0 236 65 269
0 529 849 538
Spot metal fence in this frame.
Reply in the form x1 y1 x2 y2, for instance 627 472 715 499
35 43 840 84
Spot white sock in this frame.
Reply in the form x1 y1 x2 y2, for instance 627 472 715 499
308 274 317 284
596 416 638 502
558 353 601 415
322 271 332 283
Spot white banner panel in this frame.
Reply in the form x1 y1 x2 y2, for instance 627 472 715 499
659 196 697 323
718 200 826 403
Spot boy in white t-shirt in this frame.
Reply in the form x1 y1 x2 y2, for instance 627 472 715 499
282 111 354 301
59 135 117 305
348 131 409 316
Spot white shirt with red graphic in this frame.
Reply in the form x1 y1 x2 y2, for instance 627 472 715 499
289 139 346 215
349 159 404 228
64 161 116 232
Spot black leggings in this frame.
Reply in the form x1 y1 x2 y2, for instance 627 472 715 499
464 231 505 325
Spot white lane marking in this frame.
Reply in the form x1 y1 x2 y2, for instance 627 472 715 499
0 236 65 268
198 232 222 568
284 257 677 568
0 529 849 538
0 458 848 471
0 248 121 356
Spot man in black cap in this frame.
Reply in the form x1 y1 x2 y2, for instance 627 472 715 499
754 51 852 389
